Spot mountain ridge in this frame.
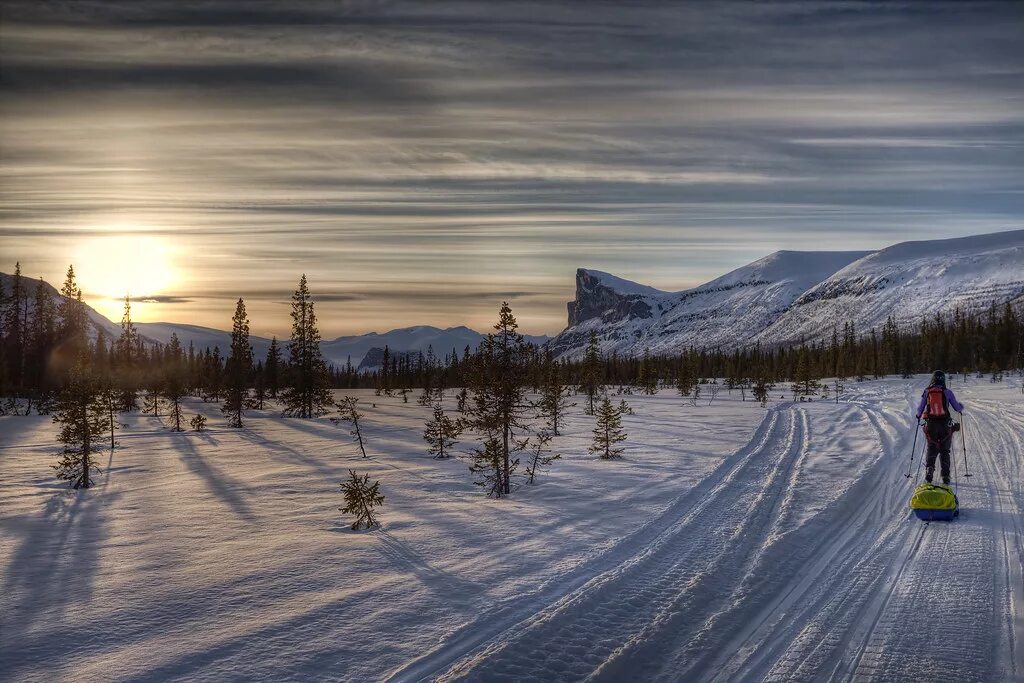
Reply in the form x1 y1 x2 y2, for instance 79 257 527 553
548 229 1024 359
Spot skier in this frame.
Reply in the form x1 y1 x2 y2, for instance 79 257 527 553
914 370 964 485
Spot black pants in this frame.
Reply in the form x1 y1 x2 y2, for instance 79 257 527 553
924 419 952 482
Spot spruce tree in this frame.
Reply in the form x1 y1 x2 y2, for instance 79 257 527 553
423 404 461 459
58 265 89 360
676 352 696 399
339 469 384 530
252 361 267 410
115 295 140 411
265 336 282 398
378 345 391 396
752 376 770 407
52 357 106 488
468 434 509 496
4 262 26 397
792 347 821 398
539 357 572 436
163 334 187 431
281 275 333 418
0 278 8 407
464 302 531 496
190 413 207 432
222 298 252 428
589 396 627 459
636 348 658 395
580 332 602 415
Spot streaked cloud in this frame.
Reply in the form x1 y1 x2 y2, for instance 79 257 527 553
1 0 1022 336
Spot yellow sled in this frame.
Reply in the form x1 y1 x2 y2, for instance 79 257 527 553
909 483 959 521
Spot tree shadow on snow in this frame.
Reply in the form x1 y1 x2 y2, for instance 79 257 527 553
374 528 483 603
234 428 342 480
170 432 257 523
0 482 114 670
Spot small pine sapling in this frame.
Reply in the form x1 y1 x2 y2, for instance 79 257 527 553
190 414 207 432
753 382 769 406
423 405 462 459
589 396 627 460
468 434 515 497
525 430 560 484
334 396 367 457
339 469 384 530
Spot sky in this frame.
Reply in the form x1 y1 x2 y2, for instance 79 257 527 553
1 1 1022 338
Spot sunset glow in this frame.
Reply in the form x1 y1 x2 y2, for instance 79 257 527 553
73 234 179 320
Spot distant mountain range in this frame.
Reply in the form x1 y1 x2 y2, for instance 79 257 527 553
5 228 1021 367
548 229 1024 358
0 274 550 368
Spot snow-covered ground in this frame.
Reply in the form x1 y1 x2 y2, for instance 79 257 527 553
1 377 1021 682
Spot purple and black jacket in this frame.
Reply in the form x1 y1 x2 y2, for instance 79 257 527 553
915 386 964 419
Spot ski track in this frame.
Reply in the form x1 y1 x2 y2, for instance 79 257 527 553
396 380 1023 682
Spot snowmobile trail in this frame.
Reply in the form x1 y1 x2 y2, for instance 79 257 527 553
391 381 1023 683
387 407 794 682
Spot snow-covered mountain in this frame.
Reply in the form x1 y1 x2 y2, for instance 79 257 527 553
548 229 1024 358
320 325 484 368
323 325 551 369
0 273 124 342
133 322 273 360
765 230 1024 345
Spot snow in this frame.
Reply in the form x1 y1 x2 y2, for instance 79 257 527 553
578 269 673 298
701 249 870 292
320 326 549 368
552 229 1024 358
1 377 1022 682
769 228 1024 345
134 322 273 360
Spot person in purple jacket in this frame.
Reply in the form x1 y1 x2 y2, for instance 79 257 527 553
915 370 964 485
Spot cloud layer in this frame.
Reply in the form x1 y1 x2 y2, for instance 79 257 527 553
2 0 1022 336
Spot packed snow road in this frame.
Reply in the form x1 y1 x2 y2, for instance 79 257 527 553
1 378 1021 682
393 378 1024 683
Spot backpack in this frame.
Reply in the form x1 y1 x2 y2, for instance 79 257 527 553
923 386 948 419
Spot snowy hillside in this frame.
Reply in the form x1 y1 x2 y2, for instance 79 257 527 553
2 377 1021 681
133 322 273 360
0 273 124 342
549 251 868 358
320 326 485 368
549 229 1024 358
760 230 1024 346
321 326 550 369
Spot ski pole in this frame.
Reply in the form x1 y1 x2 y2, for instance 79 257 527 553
960 411 971 478
905 419 921 479
915 429 926 482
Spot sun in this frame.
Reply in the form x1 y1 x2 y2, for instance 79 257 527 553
74 234 178 319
